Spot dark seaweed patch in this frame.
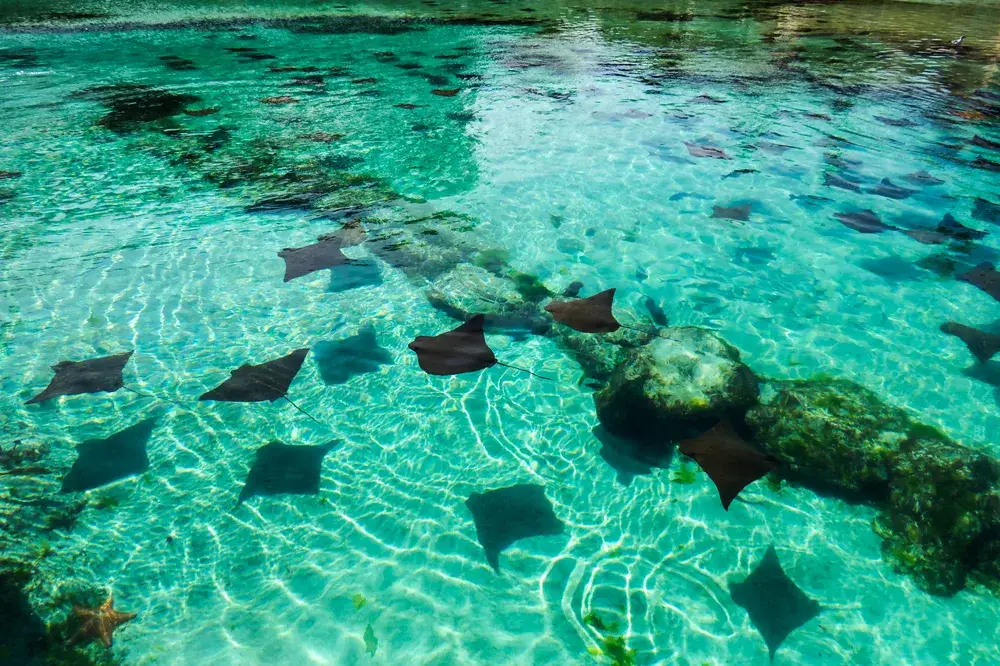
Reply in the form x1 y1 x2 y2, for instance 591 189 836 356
76 83 200 133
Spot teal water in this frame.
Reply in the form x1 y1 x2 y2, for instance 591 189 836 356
2 2 1000 665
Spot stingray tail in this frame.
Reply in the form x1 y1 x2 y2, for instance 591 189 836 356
283 396 326 426
123 385 191 412
496 361 553 381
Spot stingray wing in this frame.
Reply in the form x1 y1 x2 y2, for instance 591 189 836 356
26 351 134 405
679 421 778 510
200 349 310 402
544 288 621 333
408 315 497 376
278 239 351 282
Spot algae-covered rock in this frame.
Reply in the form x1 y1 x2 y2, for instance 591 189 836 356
550 326 653 381
594 327 759 441
747 377 1000 595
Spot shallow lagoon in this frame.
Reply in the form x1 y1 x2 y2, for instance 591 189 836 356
2 1 1000 665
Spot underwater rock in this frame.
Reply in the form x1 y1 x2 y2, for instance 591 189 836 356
747 377 1000 595
594 327 760 442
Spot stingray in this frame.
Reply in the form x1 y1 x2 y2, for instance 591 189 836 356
972 157 1000 172
730 545 821 661
432 88 460 97
408 315 548 378
313 323 393 385
545 289 621 333
756 140 794 155
61 418 156 493
937 213 988 241
868 178 916 200
874 115 918 127
690 94 726 104
26 351 134 405
278 225 364 282
903 228 948 245
957 262 1000 303
684 142 730 160
824 172 862 192
973 198 1000 225
237 440 337 504
941 321 1000 363
903 170 944 186
723 168 758 179
834 210 897 234
677 420 778 510
465 483 566 572
971 135 1000 151
713 204 751 221
199 349 322 423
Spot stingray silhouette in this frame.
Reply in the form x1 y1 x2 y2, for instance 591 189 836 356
465 483 566 572
238 440 338 504
314 323 393 385
278 222 365 283
957 262 1000 303
26 351 134 405
61 418 156 493
730 545 821 661
199 349 322 424
678 420 779 510
941 322 1000 363
544 289 621 333
408 315 548 379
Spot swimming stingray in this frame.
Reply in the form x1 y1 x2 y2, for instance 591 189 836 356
936 213 988 241
957 262 1000 303
874 115 918 127
465 483 565 572
678 420 779 510
238 440 337 504
199 349 321 423
940 322 1000 363
824 172 862 192
868 178 916 200
972 157 1000 172
408 315 548 378
730 545 821 661
834 210 897 234
26 351 134 405
713 204 751 221
277 222 365 283
903 170 944 186
313 323 393 385
684 142 730 160
971 135 1000 151
61 418 156 493
545 289 621 333
973 197 1000 225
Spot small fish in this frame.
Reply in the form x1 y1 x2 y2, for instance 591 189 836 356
260 96 298 105
432 88 460 97
874 115 918 127
712 204 751 221
635 267 648 282
684 142 730 160
834 210 896 234
824 172 862 192
902 170 944 186
723 168 758 179
868 178 916 200
971 135 1000 151
971 157 1000 172
643 297 668 326
562 281 584 298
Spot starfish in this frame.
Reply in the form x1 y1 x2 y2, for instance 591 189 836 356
70 596 136 648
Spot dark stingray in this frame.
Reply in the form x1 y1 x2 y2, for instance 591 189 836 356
713 204 751 221
868 178 916 200
465 483 565 572
545 289 620 333
941 322 1000 363
755 140 794 155
903 170 944 186
903 228 948 245
678 420 778 510
789 194 832 210
26 351 134 405
958 262 1000 303
834 210 897 234
199 349 321 423
408 315 547 377
824 172 862 192
972 157 1000 172
724 168 758 179
973 198 1000 225
61 418 155 493
313 323 393 385
971 135 1000 151
937 213 988 241
730 545 821 661
278 223 365 282
874 115 918 127
238 440 337 504
684 142 730 160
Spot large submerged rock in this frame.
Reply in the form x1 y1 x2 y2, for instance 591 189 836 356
594 327 760 441
747 378 1000 595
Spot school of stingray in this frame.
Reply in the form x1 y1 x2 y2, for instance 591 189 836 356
11 46 1000 662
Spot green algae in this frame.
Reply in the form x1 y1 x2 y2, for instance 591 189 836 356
671 460 697 484
510 271 554 302
363 623 378 656
600 634 636 666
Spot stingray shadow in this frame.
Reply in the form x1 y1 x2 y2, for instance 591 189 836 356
592 425 674 487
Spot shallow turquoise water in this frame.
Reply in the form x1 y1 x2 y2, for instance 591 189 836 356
3 3 1000 665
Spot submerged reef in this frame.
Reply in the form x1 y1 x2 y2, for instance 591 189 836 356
747 378 1000 596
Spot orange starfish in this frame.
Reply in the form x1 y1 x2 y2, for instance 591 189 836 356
70 596 136 648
